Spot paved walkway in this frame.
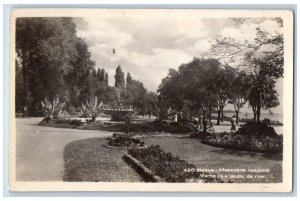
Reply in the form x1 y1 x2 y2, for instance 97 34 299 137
16 118 113 181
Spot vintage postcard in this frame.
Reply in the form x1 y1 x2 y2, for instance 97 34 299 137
9 8 294 192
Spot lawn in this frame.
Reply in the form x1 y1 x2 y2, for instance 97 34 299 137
63 136 282 183
63 138 143 182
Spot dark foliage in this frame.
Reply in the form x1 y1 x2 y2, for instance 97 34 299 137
107 136 145 148
128 145 223 183
236 121 278 137
201 131 283 153
69 119 83 126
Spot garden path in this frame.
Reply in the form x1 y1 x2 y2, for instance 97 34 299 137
15 118 113 181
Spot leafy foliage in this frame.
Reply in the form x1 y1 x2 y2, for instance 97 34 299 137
128 145 223 183
201 121 282 153
40 98 63 120
107 136 145 148
80 97 103 122
114 65 125 88
210 18 283 121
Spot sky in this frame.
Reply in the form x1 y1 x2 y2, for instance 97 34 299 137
73 13 283 114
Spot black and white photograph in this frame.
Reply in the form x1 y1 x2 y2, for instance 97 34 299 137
9 9 293 192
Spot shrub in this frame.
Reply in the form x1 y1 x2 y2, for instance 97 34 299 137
80 97 103 122
40 97 64 120
88 120 104 127
54 118 70 124
128 145 222 183
201 131 283 153
110 110 134 121
107 136 145 148
69 119 83 126
236 121 278 137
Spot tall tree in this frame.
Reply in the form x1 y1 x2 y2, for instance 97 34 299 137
210 18 283 121
158 58 221 130
114 65 125 88
126 72 133 85
104 73 109 86
16 17 80 115
16 17 96 115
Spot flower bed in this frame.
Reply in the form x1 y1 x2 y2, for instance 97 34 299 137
106 136 146 148
112 131 174 139
127 145 223 183
199 122 283 153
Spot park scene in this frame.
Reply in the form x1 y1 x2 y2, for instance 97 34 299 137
15 15 283 183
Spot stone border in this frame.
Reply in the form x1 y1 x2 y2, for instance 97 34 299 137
123 153 163 182
103 144 147 150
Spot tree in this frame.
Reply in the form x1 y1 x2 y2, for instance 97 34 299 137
214 65 236 125
104 73 109 86
65 38 95 107
114 65 125 88
126 72 133 85
227 71 251 124
158 68 185 118
247 58 280 121
15 60 24 113
158 58 222 130
210 18 283 122
121 79 147 112
16 17 94 115
152 95 172 122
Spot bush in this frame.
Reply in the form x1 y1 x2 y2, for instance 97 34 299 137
107 136 145 148
190 131 210 139
128 145 222 183
54 118 70 124
236 121 278 137
201 131 283 153
80 97 103 121
69 119 83 126
110 111 133 121
88 120 104 127
41 97 64 120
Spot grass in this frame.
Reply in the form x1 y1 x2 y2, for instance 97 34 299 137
63 136 282 183
142 137 282 183
63 138 143 182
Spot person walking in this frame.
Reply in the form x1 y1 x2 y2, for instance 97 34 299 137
230 115 236 131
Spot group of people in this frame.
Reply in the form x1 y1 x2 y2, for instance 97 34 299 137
191 115 237 132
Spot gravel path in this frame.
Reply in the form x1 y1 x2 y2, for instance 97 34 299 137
16 118 114 181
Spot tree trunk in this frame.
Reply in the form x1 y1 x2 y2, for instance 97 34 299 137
217 108 221 125
202 112 207 131
257 105 261 122
235 110 239 124
221 106 224 122
251 104 258 122
22 56 29 117
201 106 207 131
198 109 202 130
208 106 212 121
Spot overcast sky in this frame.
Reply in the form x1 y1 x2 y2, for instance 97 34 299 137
73 15 283 113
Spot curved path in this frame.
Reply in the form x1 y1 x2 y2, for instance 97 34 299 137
16 118 114 181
